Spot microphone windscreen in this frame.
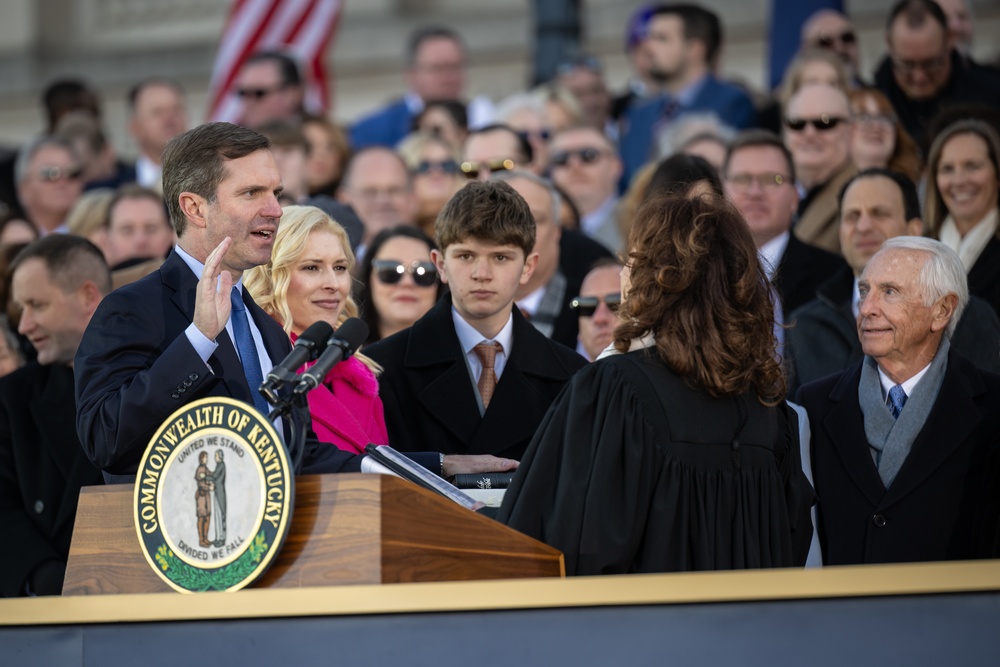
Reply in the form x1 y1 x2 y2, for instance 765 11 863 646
334 318 369 354
299 320 334 347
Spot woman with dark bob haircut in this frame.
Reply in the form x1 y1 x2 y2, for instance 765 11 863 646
499 195 814 576
355 225 446 346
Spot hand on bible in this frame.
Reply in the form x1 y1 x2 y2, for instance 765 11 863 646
442 454 519 478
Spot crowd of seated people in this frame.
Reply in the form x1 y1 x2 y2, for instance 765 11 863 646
2 0 1000 597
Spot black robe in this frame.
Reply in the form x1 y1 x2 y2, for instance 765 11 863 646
499 349 814 576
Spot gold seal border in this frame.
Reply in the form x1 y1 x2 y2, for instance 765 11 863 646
132 396 293 593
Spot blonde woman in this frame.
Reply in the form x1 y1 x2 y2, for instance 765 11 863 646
245 205 386 454
245 207 513 476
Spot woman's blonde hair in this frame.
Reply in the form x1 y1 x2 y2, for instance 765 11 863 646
244 205 380 374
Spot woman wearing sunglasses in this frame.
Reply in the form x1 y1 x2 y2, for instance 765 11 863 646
355 225 445 346
397 132 464 237
244 205 388 454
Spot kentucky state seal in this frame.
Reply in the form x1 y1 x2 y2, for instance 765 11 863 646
133 397 294 593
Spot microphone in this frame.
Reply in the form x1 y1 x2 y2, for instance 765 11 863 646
259 320 333 404
293 318 369 397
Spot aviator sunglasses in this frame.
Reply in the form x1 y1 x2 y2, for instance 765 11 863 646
38 166 84 182
236 83 290 100
372 259 438 287
813 30 856 49
569 293 621 317
549 147 606 168
460 158 516 179
783 115 848 132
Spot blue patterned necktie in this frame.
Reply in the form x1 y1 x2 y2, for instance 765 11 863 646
888 384 907 419
230 287 270 416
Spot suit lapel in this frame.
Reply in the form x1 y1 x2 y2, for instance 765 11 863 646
821 364 887 506
161 251 254 405
408 300 483 448
472 348 549 456
880 353 984 507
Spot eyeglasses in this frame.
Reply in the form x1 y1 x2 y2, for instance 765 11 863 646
372 259 438 287
414 159 460 175
725 173 790 191
37 166 83 182
460 158 516 179
813 30 856 48
784 115 848 132
890 54 948 75
854 113 896 127
570 293 621 317
236 83 290 100
549 147 607 168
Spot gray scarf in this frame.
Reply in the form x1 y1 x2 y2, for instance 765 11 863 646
858 338 950 488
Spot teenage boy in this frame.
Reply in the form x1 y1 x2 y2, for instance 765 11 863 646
366 180 587 461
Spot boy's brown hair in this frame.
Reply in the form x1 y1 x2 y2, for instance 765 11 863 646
434 180 535 257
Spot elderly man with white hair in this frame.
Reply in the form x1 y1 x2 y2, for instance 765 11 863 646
796 236 1000 565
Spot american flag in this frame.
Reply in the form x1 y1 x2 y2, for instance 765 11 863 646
206 0 344 123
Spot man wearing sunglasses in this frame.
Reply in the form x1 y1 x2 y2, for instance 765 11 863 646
14 136 84 237
801 9 864 86
572 260 622 362
549 126 623 255
874 0 1000 148
783 84 856 256
233 51 305 130
461 124 537 180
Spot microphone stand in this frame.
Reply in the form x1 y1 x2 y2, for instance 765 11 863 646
265 387 308 474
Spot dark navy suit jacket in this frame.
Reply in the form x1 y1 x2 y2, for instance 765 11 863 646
349 99 412 150
796 350 1000 565
619 76 757 186
365 298 587 461
74 250 362 480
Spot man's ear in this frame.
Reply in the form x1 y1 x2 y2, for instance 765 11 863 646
907 217 924 236
178 192 209 231
431 248 448 284
520 251 539 285
930 293 958 333
78 280 104 316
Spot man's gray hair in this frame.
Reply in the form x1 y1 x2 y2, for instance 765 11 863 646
881 236 968 337
491 169 561 228
14 136 78 184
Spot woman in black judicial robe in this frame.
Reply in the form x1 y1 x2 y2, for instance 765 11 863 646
498 195 814 576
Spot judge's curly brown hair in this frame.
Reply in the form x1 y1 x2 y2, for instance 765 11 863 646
614 195 785 404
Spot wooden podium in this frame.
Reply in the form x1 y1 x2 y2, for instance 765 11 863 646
62 473 563 595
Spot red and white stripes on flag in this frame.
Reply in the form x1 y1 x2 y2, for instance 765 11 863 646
207 0 343 123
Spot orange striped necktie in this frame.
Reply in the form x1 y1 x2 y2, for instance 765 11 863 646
473 341 503 409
